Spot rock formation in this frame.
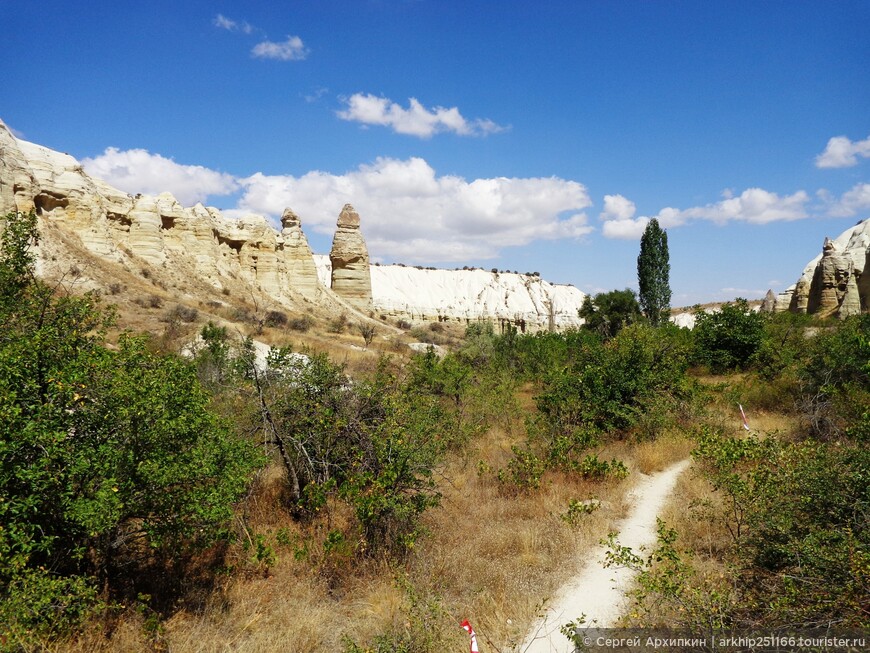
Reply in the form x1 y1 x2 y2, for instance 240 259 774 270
314 255 586 330
759 289 777 313
279 208 319 298
0 119 327 307
2 117 594 330
778 218 870 318
329 204 373 309
0 119 38 214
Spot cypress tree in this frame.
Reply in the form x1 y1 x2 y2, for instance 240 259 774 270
637 218 671 326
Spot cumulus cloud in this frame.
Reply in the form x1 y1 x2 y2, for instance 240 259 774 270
602 216 649 240
815 135 870 168
599 194 637 222
337 93 505 138
599 188 811 240
252 36 308 61
236 156 591 261
81 148 239 206
599 194 647 239
825 182 870 217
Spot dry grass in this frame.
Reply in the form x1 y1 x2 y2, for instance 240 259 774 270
58 392 670 653
629 432 696 475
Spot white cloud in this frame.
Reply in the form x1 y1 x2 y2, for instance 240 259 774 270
337 93 505 138
602 217 649 240
213 14 255 34
252 36 308 61
599 194 646 239
826 182 870 217
81 148 238 205
600 188 810 240
236 156 591 261
816 135 870 168
304 87 329 103
599 194 636 221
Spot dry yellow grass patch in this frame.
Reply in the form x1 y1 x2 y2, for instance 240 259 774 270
630 432 696 475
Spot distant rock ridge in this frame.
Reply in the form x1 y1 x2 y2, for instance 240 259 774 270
314 256 585 329
775 218 870 318
0 118 585 329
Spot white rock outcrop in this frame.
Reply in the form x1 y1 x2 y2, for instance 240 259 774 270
315 256 585 330
779 218 870 318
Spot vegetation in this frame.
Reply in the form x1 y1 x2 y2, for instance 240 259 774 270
578 288 642 338
2 209 868 651
637 218 671 326
692 298 766 372
0 212 262 646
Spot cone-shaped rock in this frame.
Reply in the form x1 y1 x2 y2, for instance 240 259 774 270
279 207 319 298
329 204 372 308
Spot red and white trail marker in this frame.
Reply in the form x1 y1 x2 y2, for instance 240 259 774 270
738 403 750 431
460 619 480 653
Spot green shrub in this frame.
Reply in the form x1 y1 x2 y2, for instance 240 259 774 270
693 299 767 372
0 212 262 643
797 314 870 440
693 428 870 628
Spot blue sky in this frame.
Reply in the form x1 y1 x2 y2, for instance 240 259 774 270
3 0 868 305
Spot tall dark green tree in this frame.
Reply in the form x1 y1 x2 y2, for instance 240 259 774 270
637 218 671 327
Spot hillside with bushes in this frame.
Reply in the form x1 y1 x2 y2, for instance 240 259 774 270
1 210 868 652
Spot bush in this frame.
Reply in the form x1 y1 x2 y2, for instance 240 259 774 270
578 288 642 339
0 212 263 643
329 313 348 333
536 324 692 437
165 303 199 323
288 314 313 332
797 314 870 440
693 428 870 628
264 310 288 328
240 352 447 557
693 299 766 372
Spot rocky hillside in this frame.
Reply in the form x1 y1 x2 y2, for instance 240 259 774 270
774 217 870 318
0 119 584 330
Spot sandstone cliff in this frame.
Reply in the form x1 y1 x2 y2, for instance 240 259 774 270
0 119 324 309
776 218 870 318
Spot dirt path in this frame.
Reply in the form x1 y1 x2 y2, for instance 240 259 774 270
519 459 690 653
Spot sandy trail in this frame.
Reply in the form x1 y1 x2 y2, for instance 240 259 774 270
519 459 690 653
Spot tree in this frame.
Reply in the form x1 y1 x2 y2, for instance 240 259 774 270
693 298 767 372
578 288 642 339
0 212 262 642
637 218 671 327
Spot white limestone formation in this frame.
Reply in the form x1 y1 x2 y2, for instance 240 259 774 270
315 255 585 330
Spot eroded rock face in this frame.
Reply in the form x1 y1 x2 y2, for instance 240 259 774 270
781 218 870 317
0 120 327 306
806 238 855 317
279 208 319 298
0 119 38 214
329 204 372 308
